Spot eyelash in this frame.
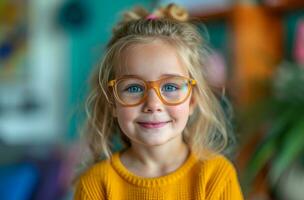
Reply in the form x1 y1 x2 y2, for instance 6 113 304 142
125 85 144 93
162 84 179 92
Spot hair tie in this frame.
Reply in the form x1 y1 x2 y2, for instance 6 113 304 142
146 14 158 20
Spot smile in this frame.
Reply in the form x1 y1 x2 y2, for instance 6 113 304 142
137 121 171 129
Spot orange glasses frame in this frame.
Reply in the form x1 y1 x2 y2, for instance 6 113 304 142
108 75 197 107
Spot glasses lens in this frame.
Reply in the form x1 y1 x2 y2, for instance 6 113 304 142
160 77 190 104
116 78 146 105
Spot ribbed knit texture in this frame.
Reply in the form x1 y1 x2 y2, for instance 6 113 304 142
74 152 244 200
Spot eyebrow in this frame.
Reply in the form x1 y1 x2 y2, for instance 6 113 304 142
160 73 184 77
121 73 182 76
116 73 187 80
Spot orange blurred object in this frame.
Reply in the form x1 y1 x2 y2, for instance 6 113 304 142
231 4 283 107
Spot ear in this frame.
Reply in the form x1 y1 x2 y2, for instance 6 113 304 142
189 94 197 116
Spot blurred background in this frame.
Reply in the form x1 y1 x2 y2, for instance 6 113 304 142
0 0 303 199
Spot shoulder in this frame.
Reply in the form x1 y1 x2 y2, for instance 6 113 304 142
201 154 238 181
77 155 112 189
74 155 114 199
80 159 111 180
77 153 119 185
197 154 243 199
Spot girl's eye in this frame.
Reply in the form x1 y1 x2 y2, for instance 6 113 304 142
162 84 179 92
125 85 144 93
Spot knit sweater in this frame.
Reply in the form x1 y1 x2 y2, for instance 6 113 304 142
74 152 244 200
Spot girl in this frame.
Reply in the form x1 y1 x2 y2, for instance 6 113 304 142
74 3 243 200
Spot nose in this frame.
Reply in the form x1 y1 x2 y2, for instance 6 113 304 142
142 88 163 113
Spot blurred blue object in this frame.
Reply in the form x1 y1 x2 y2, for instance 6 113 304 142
0 163 38 200
33 156 63 200
0 41 13 61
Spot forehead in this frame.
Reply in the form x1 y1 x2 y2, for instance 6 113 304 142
115 39 189 80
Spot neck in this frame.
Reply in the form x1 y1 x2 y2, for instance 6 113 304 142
120 140 190 177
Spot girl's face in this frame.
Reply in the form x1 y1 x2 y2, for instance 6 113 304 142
113 39 196 148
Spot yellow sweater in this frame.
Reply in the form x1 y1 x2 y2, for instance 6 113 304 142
74 152 244 200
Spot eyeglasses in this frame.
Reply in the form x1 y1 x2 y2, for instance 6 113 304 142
108 75 196 107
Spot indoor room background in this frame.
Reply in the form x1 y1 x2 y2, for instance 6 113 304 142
0 0 303 200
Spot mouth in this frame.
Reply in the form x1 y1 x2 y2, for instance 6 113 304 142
137 121 172 129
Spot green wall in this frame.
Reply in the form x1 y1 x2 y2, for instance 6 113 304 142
68 0 153 139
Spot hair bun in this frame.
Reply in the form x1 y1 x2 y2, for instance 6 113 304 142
117 3 189 28
150 4 189 22
165 3 189 22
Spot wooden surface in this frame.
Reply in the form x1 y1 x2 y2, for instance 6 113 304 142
231 4 283 106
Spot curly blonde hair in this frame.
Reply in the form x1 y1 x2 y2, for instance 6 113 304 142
81 3 229 165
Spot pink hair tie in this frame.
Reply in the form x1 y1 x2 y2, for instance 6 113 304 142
146 14 158 20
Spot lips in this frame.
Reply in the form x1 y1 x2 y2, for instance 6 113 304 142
137 121 171 129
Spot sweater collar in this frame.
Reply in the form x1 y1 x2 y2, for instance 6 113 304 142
110 151 197 187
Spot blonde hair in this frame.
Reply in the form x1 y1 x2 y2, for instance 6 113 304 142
82 4 229 165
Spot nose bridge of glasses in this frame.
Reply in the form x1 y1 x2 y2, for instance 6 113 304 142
145 80 162 100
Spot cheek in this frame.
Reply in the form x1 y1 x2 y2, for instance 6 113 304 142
116 107 135 120
168 101 191 120
115 106 139 127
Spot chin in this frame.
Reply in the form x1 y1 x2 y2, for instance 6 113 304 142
138 135 180 147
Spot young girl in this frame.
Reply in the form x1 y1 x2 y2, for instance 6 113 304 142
74 3 243 200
